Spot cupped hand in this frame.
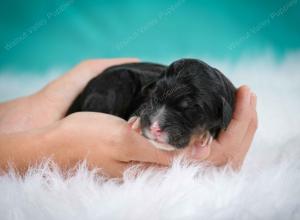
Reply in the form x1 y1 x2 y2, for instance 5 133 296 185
205 86 258 169
45 112 176 177
129 85 258 169
177 85 257 169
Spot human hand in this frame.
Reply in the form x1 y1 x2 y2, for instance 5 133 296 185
43 112 176 177
205 86 258 169
129 86 258 169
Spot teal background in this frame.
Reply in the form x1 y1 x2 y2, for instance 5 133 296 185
0 0 299 72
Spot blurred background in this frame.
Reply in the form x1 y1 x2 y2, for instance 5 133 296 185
0 0 299 72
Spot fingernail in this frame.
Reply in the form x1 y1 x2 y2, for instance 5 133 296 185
132 118 141 131
242 85 251 92
128 116 137 124
250 91 256 101
246 87 252 103
251 92 257 107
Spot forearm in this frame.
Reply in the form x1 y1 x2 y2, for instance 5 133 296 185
0 68 91 134
0 96 36 134
0 128 46 173
0 123 79 174
0 92 66 134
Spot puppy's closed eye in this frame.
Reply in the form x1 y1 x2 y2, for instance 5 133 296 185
178 100 189 108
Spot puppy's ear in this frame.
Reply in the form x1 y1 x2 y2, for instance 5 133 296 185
166 59 186 77
221 97 233 128
141 81 156 96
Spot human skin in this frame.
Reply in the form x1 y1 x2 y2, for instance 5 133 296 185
0 58 257 177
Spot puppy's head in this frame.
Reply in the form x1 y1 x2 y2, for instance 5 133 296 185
138 59 236 149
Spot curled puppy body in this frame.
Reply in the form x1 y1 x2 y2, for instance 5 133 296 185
67 59 236 150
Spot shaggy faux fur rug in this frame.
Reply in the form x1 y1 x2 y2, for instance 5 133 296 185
1 52 300 220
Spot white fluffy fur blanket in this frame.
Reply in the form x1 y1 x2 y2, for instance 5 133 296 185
1 53 300 220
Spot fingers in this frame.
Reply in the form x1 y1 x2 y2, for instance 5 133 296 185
46 58 140 92
92 160 129 178
77 58 140 77
125 117 175 165
128 116 138 126
214 92 257 169
121 130 178 166
68 58 140 96
217 85 252 145
128 116 141 133
228 94 257 170
109 161 167 178
240 93 258 157
123 161 167 178
206 86 257 168
64 58 140 87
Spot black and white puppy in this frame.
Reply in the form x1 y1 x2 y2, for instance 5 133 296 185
67 58 236 150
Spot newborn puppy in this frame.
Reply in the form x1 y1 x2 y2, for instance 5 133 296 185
67 59 236 150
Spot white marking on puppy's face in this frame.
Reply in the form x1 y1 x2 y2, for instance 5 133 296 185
143 105 170 144
151 105 166 124
144 126 169 144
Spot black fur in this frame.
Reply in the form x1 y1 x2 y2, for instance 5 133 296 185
67 58 236 148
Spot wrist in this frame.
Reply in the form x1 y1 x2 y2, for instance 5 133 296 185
0 127 52 173
41 121 83 170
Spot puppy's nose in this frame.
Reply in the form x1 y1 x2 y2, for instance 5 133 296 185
150 121 162 137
